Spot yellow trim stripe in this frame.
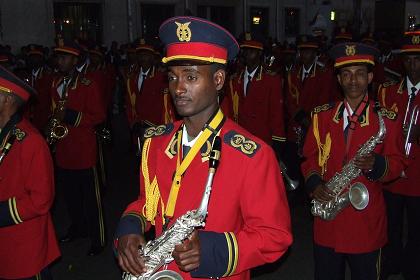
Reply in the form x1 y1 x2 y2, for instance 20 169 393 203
93 167 106 246
401 49 420 53
162 55 226 65
0 86 12 93
334 59 375 68
272 136 286 142
75 112 82 127
229 232 239 275
12 197 22 223
143 120 155 127
376 248 382 280
98 140 106 186
8 198 19 224
223 232 233 277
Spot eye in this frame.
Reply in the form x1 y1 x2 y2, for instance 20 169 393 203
187 75 197 81
167 75 176 82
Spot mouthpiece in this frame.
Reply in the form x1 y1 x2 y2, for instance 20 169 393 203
209 136 221 169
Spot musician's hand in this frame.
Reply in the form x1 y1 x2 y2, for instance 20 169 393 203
312 183 334 202
173 230 201 272
354 152 375 172
117 234 147 276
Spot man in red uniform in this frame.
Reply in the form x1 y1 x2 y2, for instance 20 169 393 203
301 42 405 280
227 33 286 157
377 30 420 280
0 66 60 279
285 35 338 185
115 16 292 280
51 40 107 256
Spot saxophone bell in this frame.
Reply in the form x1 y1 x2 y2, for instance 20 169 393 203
279 160 299 191
348 182 369 210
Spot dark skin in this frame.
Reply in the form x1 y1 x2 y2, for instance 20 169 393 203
0 93 20 129
402 54 420 143
299 48 317 69
55 53 79 120
117 63 225 275
137 50 155 73
243 48 262 73
312 64 375 202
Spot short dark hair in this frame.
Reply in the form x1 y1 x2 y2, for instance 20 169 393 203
210 63 226 75
336 63 373 74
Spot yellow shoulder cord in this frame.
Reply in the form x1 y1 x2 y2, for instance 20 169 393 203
165 109 224 219
312 114 331 175
126 78 137 118
229 79 239 123
288 73 300 105
141 137 165 225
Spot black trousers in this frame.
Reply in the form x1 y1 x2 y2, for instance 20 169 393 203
382 190 420 280
56 167 106 247
314 243 381 280
1 267 52 280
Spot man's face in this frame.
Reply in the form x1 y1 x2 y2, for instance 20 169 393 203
137 51 154 70
167 64 224 118
337 64 373 99
402 54 420 83
56 53 78 74
299 48 317 66
243 48 262 67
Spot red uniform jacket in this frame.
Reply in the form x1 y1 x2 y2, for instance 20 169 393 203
0 119 60 278
134 68 168 126
285 62 339 142
118 117 292 279
377 79 420 196
51 73 106 169
32 68 55 131
227 66 286 145
301 101 405 253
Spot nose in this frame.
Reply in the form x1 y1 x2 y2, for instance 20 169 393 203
173 79 186 97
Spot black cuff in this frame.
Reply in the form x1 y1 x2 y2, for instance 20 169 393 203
190 231 238 278
63 109 82 127
0 198 22 227
272 140 285 158
364 153 387 181
305 172 323 194
114 213 145 239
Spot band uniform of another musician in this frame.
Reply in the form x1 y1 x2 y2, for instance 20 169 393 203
301 42 405 280
115 16 292 280
0 66 60 279
377 29 420 280
51 39 107 256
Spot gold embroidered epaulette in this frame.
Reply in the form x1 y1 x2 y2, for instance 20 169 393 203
379 107 398 120
144 123 174 138
312 103 334 114
14 128 26 141
81 78 91 86
224 130 260 157
382 80 398 88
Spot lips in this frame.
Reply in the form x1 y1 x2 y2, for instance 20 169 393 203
175 98 191 106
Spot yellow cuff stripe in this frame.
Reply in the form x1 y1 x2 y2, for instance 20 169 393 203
143 120 155 127
223 232 239 277
272 136 286 142
8 197 22 224
75 112 82 127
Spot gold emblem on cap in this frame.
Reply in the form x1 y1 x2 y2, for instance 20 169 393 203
345 44 356 56
245 33 252 41
175 22 191 42
58 38 64 47
412 35 420 45
140 38 145 44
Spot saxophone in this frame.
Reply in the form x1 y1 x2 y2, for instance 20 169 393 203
46 76 70 145
123 136 222 280
311 111 386 220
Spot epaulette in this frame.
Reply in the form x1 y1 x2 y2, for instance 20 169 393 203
80 77 92 86
223 130 260 157
379 107 398 121
312 103 334 115
381 80 398 88
14 128 26 141
144 123 174 138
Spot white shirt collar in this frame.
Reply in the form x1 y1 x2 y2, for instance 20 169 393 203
182 124 203 147
245 66 258 80
407 77 420 96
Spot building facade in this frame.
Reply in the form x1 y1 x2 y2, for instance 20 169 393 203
0 0 417 50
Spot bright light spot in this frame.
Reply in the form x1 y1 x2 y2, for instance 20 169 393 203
330 11 335 21
253 16 260 25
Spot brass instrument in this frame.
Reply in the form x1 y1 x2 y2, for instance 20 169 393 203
279 160 299 191
46 76 70 145
404 104 419 157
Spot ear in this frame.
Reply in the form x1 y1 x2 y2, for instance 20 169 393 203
367 71 373 84
214 69 226 91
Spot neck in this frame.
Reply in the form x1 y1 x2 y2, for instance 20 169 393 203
345 93 366 111
246 64 259 74
0 112 12 129
408 75 420 86
183 105 219 138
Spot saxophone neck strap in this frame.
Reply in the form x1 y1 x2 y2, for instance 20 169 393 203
164 108 225 220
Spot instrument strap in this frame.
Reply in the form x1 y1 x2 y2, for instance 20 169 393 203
164 109 224 220
343 94 369 162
